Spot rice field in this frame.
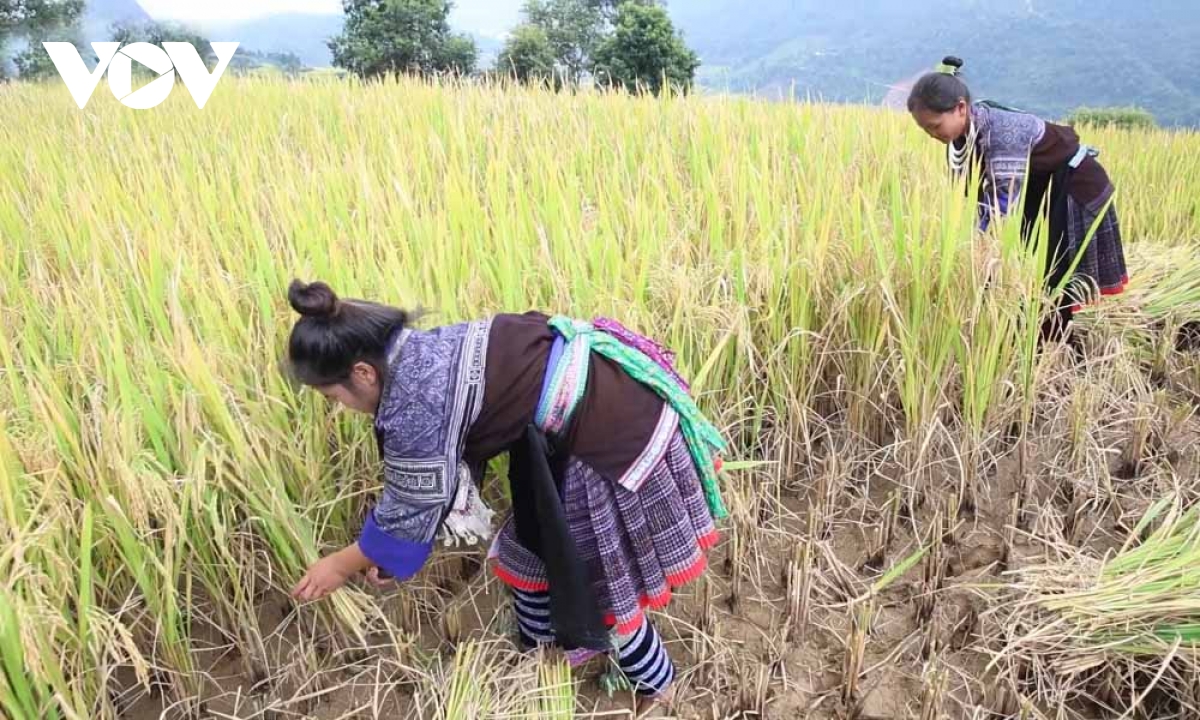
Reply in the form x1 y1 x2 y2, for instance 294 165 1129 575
3 76 1200 719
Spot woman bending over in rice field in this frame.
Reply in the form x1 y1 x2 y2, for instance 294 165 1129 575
284 279 726 709
908 56 1129 346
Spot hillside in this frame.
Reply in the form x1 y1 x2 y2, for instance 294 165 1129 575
190 13 503 69
190 13 343 68
82 0 152 37
672 0 1200 126
64 0 1200 126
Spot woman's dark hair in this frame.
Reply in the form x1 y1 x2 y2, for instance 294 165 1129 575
286 279 410 387
907 56 970 114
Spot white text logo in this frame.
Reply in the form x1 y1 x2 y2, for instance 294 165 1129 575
42 41 240 109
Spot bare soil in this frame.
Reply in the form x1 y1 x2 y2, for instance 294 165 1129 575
121 336 1200 720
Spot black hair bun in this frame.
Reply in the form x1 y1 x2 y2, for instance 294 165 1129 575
288 279 341 319
942 56 964 70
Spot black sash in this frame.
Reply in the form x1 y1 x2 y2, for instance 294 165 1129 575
508 424 610 651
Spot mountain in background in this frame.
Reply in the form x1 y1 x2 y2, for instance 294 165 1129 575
190 13 343 68
71 0 1200 126
83 0 152 37
72 1 327 73
671 0 1200 127
189 12 504 70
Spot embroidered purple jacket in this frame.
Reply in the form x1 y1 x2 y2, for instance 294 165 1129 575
358 312 674 580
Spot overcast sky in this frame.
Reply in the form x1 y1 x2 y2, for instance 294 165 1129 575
139 0 524 27
139 0 336 20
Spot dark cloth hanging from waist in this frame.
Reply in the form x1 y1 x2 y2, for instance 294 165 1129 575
1020 162 1073 295
507 424 610 651
1021 161 1078 346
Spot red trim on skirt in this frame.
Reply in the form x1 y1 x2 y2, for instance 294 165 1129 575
1070 273 1129 314
492 562 550 592
491 528 721 635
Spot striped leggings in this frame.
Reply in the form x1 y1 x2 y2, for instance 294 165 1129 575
512 587 675 697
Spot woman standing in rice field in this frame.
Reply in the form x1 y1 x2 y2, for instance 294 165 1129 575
284 280 726 709
908 56 1129 344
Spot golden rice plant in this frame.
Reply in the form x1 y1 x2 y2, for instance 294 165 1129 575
0 75 1197 718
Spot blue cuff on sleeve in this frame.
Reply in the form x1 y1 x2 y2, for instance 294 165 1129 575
358 511 433 581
